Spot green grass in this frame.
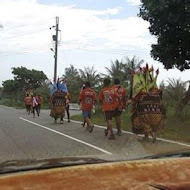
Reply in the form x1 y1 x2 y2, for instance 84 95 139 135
0 99 25 109
71 108 190 143
1 98 190 143
0 99 50 109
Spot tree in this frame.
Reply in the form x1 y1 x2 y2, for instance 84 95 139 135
105 59 125 82
177 81 190 114
121 56 144 82
2 80 19 99
65 65 80 79
79 66 101 88
12 67 47 90
2 67 47 102
165 78 186 104
63 65 82 102
139 0 190 70
105 57 144 84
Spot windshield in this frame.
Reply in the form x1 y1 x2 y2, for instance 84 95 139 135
0 0 190 168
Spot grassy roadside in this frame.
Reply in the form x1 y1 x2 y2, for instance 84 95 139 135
0 99 50 109
71 108 190 143
1 99 190 143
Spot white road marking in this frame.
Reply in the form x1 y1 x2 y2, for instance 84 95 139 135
0 105 16 110
70 120 190 148
19 117 112 155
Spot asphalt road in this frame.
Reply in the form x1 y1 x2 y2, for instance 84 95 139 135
0 105 189 163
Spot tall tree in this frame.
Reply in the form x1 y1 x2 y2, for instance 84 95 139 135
63 65 82 102
165 78 186 104
79 66 101 88
105 59 125 82
2 80 19 99
12 67 47 90
121 56 144 82
65 65 80 79
139 0 190 70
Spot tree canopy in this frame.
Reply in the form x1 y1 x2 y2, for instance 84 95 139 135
12 67 47 90
139 0 190 71
2 67 47 100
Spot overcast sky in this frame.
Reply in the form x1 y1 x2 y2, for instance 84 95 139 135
0 0 189 86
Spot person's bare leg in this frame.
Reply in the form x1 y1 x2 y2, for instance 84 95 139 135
115 115 122 136
107 120 115 140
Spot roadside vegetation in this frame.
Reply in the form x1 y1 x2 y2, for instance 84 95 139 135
1 58 190 143
71 107 190 143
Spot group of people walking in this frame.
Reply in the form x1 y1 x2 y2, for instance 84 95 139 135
24 77 127 140
79 78 126 140
24 94 43 118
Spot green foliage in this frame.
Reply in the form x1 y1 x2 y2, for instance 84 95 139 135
139 0 190 70
160 78 190 117
2 80 20 99
63 65 83 103
0 99 24 108
12 66 47 90
35 82 50 105
63 57 143 102
79 66 101 88
105 59 125 82
71 108 190 142
105 56 144 83
0 87 2 99
2 67 48 103
165 78 186 104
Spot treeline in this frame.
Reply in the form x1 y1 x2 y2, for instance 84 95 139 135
1 56 190 118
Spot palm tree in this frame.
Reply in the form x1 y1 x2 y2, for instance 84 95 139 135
63 65 82 102
165 78 190 115
165 78 186 104
121 56 144 82
105 59 125 81
79 66 101 88
65 64 80 78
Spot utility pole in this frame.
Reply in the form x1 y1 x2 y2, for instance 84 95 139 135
50 17 59 83
54 16 59 83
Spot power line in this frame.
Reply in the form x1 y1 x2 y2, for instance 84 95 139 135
60 41 150 55
60 44 151 59
0 47 49 57
0 27 48 40
0 43 52 54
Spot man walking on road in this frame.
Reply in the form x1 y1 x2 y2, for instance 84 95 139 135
24 94 32 114
31 95 39 118
113 78 127 136
36 94 43 114
79 81 97 133
65 92 71 123
99 78 119 140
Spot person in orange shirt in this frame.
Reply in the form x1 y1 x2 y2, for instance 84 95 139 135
24 94 32 114
113 78 127 136
36 94 43 114
99 78 119 140
79 81 97 133
79 84 87 127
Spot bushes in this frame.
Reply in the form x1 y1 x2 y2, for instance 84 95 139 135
0 99 24 108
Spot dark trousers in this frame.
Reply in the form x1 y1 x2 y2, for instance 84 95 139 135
38 104 41 114
33 106 39 117
66 104 70 121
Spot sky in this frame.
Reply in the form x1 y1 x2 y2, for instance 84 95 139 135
0 0 190 86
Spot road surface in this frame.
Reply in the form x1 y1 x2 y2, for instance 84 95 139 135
0 105 189 162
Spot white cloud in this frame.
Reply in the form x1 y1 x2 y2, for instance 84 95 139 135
0 0 150 57
126 0 141 6
3 0 181 86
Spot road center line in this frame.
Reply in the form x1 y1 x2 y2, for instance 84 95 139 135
69 120 190 148
19 117 112 155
